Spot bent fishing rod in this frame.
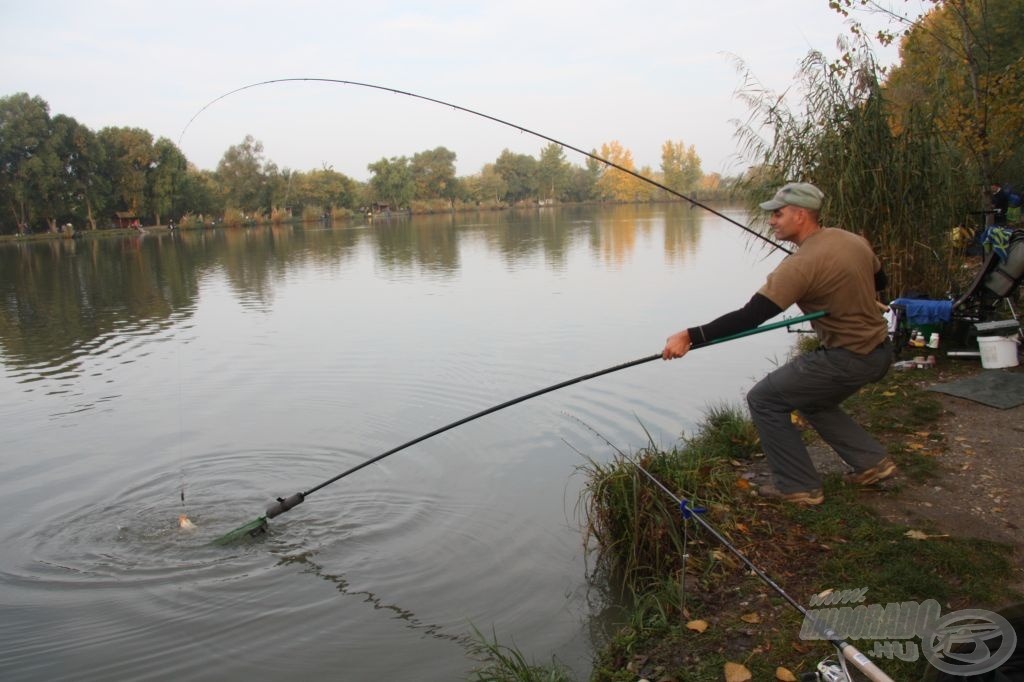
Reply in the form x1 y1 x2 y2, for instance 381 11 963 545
212 311 825 545
630 460 893 682
179 77 792 256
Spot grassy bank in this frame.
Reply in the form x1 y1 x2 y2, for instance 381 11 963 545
473 365 1019 681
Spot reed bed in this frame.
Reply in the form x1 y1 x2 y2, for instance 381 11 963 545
579 405 757 597
732 39 978 297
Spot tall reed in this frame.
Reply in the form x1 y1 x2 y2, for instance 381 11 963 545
732 39 979 296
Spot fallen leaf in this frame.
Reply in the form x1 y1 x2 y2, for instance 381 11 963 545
881 390 896 397
686 619 709 633
735 522 750 534
907 443 925 450
735 478 752 491
905 529 950 540
724 661 752 682
740 612 762 624
775 667 798 682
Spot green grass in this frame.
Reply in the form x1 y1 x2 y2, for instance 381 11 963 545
479 367 1020 681
468 627 574 682
577 384 1020 682
578 404 754 596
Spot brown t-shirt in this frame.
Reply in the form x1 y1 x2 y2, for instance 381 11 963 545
758 228 887 354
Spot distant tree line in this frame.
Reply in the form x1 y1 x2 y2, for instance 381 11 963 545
0 92 727 235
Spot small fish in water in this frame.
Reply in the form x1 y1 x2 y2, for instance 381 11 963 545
178 514 197 530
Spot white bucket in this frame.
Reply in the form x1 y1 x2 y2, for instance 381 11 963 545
977 335 1020 369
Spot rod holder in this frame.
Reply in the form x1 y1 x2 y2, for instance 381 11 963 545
266 492 305 519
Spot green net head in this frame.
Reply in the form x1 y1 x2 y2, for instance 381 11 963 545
211 516 268 546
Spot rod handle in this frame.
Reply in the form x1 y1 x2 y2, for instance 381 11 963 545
266 492 305 519
841 643 894 682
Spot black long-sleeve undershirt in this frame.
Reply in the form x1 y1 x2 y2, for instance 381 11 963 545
687 293 782 345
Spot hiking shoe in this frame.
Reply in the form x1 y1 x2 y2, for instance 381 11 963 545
845 457 898 486
755 483 824 506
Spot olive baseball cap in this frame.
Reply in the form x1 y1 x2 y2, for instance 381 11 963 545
759 182 824 211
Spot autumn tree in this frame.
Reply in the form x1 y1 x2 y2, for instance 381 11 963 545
834 0 1024 185
595 141 646 202
699 172 723 193
660 140 703 194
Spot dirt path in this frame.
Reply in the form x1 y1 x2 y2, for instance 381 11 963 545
743 363 1024 599
866 385 1024 597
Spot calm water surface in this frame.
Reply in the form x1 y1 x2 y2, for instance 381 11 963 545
0 205 800 681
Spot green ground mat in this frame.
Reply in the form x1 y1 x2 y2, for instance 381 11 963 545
928 369 1024 409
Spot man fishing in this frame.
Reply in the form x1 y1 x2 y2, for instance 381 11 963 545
661 182 896 505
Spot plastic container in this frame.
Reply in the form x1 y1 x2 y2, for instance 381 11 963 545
893 357 936 371
977 335 1020 369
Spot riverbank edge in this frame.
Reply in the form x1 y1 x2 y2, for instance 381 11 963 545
469 359 1022 681
0 198 739 243
581 360 1022 682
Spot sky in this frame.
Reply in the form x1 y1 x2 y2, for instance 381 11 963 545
0 1 928 182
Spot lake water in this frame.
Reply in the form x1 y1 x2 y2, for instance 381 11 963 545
0 204 801 681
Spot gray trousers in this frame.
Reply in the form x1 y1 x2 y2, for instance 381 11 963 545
746 341 892 492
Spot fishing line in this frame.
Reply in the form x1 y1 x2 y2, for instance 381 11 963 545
212 312 825 545
179 77 792 256
175 318 194 529
627 459 893 682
